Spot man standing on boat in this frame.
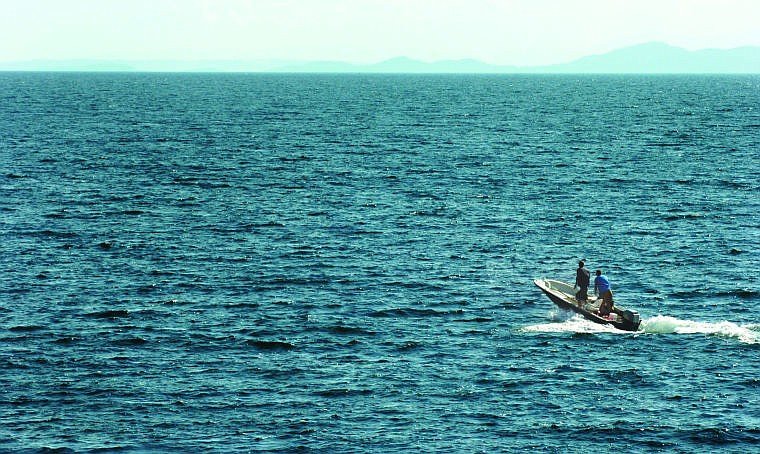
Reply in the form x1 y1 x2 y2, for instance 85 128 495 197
594 270 614 316
575 261 590 304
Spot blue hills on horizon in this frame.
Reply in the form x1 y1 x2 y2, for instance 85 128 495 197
3 42 760 73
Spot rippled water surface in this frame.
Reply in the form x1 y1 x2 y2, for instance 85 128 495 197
1 73 759 452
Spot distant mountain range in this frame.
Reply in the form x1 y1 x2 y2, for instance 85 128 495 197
3 42 760 73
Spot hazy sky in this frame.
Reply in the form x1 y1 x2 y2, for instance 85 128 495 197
2 0 759 66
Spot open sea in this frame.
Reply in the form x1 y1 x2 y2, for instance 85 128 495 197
1 72 759 453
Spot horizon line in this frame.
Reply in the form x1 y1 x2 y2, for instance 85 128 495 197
2 42 759 74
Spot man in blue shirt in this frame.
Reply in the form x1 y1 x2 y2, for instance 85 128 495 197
594 270 614 316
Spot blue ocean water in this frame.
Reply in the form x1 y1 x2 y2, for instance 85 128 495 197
1 72 759 453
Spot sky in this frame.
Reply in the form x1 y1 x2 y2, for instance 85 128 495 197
2 0 759 66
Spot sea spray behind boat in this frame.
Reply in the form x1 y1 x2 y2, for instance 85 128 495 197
640 316 760 343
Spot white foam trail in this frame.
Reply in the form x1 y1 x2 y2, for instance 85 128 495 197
640 315 760 344
523 313 760 344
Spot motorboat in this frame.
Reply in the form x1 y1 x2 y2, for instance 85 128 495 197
533 278 641 331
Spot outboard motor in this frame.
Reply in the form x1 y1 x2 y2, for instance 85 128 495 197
622 310 640 329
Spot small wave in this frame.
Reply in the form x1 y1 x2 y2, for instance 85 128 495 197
313 388 373 398
25 229 79 239
397 341 423 351
112 337 148 346
85 310 130 319
278 155 312 162
453 317 494 323
322 325 376 336
369 307 464 318
381 281 445 291
645 141 683 148
54 336 81 344
640 315 760 344
267 277 332 286
687 427 760 445
9 325 45 332
717 289 760 300
664 213 707 221
246 340 296 351
718 180 755 190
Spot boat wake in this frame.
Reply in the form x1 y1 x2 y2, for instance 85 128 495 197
524 312 760 344
640 315 760 344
